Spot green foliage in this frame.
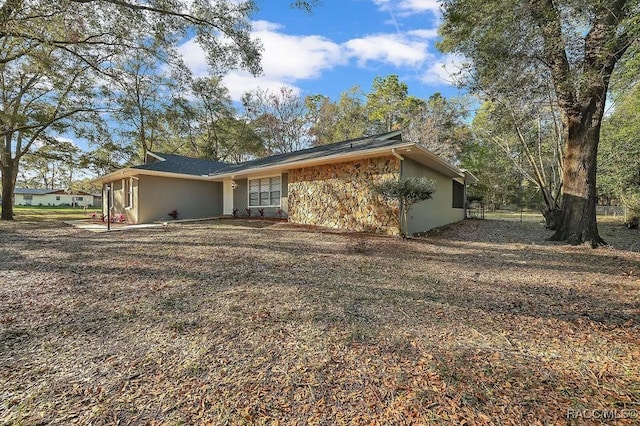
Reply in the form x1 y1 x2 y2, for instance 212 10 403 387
366 75 424 134
599 84 640 219
375 177 436 237
306 86 369 145
439 0 639 243
0 0 264 220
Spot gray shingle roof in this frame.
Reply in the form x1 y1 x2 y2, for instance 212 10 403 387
14 188 58 195
210 131 404 176
134 152 229 176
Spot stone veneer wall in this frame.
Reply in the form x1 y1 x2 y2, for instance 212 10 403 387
288 156 400 234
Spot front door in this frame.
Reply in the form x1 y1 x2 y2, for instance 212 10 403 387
223 181 233 215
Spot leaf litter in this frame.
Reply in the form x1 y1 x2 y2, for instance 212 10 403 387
0 218 638 424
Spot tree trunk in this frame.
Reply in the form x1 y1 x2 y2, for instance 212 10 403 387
1 159 18 220
549 116 606 247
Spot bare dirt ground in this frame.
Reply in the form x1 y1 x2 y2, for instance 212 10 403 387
1 218 639 425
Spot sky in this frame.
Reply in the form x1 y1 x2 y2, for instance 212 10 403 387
178 0 465 103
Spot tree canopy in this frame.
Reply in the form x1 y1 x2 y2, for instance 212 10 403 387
439 0 640 246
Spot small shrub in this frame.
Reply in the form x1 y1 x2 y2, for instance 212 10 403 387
232 208 238 217
374 177 437 237
168 210 178 220
276 208 285 218
258 207 265 216
246 208 252 217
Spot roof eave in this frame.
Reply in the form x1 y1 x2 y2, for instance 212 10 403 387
207 142 415 180
92 168 213 184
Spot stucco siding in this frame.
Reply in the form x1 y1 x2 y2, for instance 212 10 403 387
137 176 222 223
402 158 465 235
287 156 400 234
232 178 248 214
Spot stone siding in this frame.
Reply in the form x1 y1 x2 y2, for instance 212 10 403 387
288 156 400 234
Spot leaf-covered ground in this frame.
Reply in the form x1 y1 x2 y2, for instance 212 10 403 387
1 218 639 425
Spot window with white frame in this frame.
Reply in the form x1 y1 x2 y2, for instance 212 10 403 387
248 176 281 207
124 178 133 208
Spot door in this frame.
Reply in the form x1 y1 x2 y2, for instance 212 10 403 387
223 181 233 215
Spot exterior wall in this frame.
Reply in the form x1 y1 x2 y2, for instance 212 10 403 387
288 156 400 234
15 193 94 207
402 158 465 235
103 179 137 222
137 176 222 224
232 178 248 214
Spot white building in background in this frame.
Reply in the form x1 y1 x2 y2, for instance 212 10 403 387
13 188 101 207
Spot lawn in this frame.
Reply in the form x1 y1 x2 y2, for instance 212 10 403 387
1 217 639 424
11 205 96 221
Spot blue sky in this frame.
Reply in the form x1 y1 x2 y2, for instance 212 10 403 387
179 0 466 102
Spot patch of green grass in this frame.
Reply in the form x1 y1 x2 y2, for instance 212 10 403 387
11 205 96 221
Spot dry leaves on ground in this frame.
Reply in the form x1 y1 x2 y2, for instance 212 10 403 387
1 218 639 425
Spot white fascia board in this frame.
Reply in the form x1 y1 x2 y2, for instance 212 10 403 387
207 143 415 180
92 168 212 184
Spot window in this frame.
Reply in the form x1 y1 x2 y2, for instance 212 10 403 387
124 178 133 208
248 176 281 207
23 195 33 200
452 181 465 209
55 196 61 201
76 196 83 201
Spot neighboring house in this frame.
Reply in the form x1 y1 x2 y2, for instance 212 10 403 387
14 188 96 207
94 131 478 235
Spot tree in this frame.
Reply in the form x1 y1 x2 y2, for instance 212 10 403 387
19 139 81 190
471 97 564 228
366 75 424 134
107 48 188 160
0 38 97 219
599 83 640 226
439 0 640 246
0 0 262 220
403 93 471 163
242 87 308 154
170 76 264 162
375 177 437 237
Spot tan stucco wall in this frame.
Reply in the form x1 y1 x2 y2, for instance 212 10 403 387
402 158 465 235
137 176 222 223
288 156 400 234
103 178 139 223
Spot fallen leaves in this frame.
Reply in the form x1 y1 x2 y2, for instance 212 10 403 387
0 218 638 424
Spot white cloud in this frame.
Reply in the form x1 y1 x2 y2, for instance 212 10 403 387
407 28 439 39
345 34 430 67
177 18 454 101
372 0 441 15
222 72 301 101
251 20 344 80
421 53 467 85
398 0 441 14
177 38 209 78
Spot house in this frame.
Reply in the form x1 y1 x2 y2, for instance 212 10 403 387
14 188 98 207
93 131 477 235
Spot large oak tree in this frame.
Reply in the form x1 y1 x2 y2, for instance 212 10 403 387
0 0 262 220
439 0 640 246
